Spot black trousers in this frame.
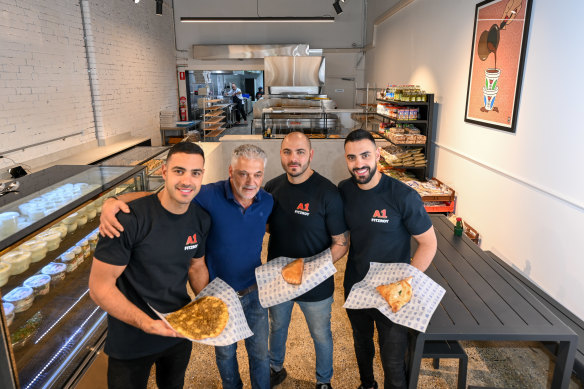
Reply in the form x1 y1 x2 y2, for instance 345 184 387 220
346 308 408 389
233 99 247 122
107 340 192 389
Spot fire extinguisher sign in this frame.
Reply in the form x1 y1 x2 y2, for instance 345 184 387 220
179 71 185 80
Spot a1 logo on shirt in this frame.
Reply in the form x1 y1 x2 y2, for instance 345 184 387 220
184 233 199 250
371 209 389 223
294 202 310 216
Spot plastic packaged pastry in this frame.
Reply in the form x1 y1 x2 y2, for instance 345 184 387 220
20 239 48 263
41 262 67 286
79 240 90 258
88 232 99 251
3 302 14 326
2 286 34 313
0 261 12 287
60 251 78 273
23 274 51 296
1 250 32 275
62 213 78 233
38 231 61 251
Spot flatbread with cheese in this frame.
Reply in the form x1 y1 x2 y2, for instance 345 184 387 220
282 258 304 285
165 296 229 340
376 276 413 313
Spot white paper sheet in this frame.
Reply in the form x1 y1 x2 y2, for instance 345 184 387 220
151 278 253 346
343 262 445 332
255 248 337 308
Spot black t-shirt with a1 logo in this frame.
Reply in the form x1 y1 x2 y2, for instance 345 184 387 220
94 194 210 359
338 174 432 297
265 171 347 302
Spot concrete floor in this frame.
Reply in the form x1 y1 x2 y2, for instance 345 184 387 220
144 234 583 389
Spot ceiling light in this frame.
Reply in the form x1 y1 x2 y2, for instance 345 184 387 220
333 1 343 15
134 0 140 3
156 0 163 15
180 16 335 23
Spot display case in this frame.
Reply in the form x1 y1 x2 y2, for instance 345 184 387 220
261 108 365 139
98 146 170 192
0 165 145 389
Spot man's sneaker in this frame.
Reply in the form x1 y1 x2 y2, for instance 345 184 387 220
316 383 333 389
270 367 287 388
357 381 378 389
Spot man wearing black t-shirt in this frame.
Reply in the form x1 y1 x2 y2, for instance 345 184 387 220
89 142 211 389
339 130 437 389
264 132 349 389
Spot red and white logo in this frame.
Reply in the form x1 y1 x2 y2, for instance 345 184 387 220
295 202 310 216
184 233 198 250
371 209 389 223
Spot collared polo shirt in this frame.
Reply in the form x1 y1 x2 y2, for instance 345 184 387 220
194 179 273 292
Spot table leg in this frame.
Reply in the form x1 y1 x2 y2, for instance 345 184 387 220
551 338 577 389
408 334 425 389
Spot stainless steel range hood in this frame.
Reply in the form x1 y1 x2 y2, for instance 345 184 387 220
193 44 310 60
264 56 325 95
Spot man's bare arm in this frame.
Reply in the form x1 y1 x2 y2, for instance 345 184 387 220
410 226 437 272
99 192 150 238
330 231 350 263
188 256 209 295
88 257 179 337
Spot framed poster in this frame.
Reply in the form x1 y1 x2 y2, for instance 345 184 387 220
464 0 532 133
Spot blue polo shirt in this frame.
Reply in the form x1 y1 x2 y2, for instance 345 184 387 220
194 179 273 291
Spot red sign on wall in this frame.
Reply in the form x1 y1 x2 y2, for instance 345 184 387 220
179 71 185 80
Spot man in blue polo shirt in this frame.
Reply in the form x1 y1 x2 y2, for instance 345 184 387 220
99 144 273 389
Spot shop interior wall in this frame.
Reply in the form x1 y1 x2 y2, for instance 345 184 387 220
174 0 368 109
0 0 177 171
365 0 584 320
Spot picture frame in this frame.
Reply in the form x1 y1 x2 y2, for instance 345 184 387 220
464 0 533 133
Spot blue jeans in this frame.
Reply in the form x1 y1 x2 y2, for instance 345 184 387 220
269 296 334 383
215 289 270 389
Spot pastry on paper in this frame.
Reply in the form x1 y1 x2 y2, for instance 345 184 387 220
166 296 229 340
281 258 304 285
376 276 413 313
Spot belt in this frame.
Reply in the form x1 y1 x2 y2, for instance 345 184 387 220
237 283 257 298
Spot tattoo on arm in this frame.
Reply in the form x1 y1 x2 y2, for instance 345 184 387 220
332 231 349 246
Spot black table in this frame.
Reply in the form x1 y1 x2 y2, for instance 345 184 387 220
408 215 578 389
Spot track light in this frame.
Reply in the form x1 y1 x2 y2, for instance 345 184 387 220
156 0 163 15
333 0 343 15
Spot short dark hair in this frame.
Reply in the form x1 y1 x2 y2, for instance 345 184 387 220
166 142 205 163
258 87 263 90
344 129 375 146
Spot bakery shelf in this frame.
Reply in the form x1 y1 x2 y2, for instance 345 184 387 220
376 98 430 106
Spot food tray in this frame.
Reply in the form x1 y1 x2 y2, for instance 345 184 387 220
420 177 455 202
424 201 454 214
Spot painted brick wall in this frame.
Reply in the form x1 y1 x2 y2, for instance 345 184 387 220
89 0 177 143
0 0 177 169
0 0 95 168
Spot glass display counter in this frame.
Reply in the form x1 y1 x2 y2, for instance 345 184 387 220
98 146 169 192
0 165 145 389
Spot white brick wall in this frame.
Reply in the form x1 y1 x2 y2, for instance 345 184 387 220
0 0 177 169
89 0 177 143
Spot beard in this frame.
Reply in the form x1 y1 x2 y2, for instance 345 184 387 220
350 163 377 185
283 161 309 178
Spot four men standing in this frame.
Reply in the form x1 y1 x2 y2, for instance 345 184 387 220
93 129 437 389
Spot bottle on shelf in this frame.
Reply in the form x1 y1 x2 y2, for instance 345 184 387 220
454 217 464 236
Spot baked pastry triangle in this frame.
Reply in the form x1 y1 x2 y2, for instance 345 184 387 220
376 276 413 313
281 258 304 285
